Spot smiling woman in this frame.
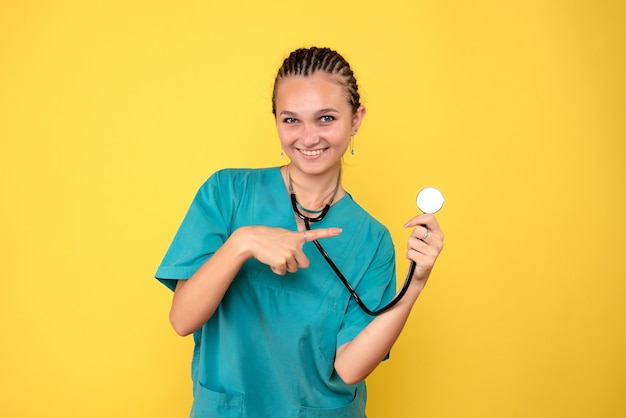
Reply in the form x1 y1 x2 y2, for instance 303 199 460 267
154 46 444 417
3 1 624 416
274 73 365 187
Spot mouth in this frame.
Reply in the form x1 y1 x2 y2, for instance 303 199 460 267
297 148 326 157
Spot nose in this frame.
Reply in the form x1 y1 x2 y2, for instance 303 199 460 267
301 123 320 147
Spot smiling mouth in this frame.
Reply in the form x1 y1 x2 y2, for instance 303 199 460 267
298 148 325 156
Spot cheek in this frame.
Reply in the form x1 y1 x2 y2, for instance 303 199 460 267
276 125 296 145
324 125 350 143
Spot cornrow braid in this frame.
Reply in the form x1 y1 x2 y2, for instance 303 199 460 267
272 47 361 115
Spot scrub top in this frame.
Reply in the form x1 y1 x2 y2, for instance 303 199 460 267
156 167 396 418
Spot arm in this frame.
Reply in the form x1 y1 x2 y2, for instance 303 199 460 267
169 226 343 336
334 213 444 384
169 226 251 336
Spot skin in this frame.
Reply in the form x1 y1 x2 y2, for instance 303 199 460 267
168 71 444 385
275 73 365 209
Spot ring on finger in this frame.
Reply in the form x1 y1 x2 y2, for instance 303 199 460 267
421 229 430 240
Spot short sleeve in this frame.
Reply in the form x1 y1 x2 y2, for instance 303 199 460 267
155 172 232 291
336 230 397 350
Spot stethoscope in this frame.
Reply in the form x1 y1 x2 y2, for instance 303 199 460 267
292 187 444 316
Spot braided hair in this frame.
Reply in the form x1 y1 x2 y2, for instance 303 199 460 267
272 47 361 115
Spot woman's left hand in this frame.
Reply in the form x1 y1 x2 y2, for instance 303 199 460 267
334 213 444 383
404 214 444 286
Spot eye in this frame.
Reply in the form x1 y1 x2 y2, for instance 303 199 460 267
320 115 335 123
283 117 298 124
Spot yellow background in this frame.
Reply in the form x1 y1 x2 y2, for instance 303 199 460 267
1 1 624 417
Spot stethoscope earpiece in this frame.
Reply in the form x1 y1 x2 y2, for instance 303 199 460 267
416 187 444 214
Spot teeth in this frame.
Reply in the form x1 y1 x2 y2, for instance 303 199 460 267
300 149 323 156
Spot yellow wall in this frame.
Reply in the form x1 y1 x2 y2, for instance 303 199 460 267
1 1 624 417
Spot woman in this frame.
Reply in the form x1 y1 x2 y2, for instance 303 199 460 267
156 46 444 417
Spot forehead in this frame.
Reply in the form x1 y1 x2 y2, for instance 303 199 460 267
275 73 349 110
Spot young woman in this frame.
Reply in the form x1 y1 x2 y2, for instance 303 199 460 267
156 47 444 417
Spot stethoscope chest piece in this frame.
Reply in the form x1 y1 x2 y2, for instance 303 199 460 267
416 187 444 214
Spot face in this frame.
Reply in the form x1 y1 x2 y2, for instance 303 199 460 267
274 72 365 176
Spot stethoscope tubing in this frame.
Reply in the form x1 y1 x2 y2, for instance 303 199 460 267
309 221 416 315
299 212 415 316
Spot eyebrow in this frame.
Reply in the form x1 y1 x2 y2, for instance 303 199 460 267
279 108 340 117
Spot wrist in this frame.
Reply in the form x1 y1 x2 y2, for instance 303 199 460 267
230 226 256 262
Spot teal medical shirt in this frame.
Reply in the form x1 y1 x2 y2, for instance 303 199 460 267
156 167 396 418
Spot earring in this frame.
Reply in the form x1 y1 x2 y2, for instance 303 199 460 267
280 151 284 158
350 135 355 155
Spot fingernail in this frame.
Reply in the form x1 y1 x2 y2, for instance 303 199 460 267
332 228 343 234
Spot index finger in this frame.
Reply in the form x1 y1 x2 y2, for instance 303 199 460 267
404 214 442 234
302 227 343 242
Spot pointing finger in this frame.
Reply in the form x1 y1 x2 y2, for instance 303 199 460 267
302 228 342 242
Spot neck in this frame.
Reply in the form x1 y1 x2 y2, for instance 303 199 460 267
285 165 343 212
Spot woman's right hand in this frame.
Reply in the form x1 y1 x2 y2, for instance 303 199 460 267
170 225 342 335
238 225 342 275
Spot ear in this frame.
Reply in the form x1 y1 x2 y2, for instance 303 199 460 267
351 105 366 134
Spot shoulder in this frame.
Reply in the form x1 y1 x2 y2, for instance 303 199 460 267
338 193 392 244
206 167 281 185
192 167 283 214
198 167 281 193
342 193 388 230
